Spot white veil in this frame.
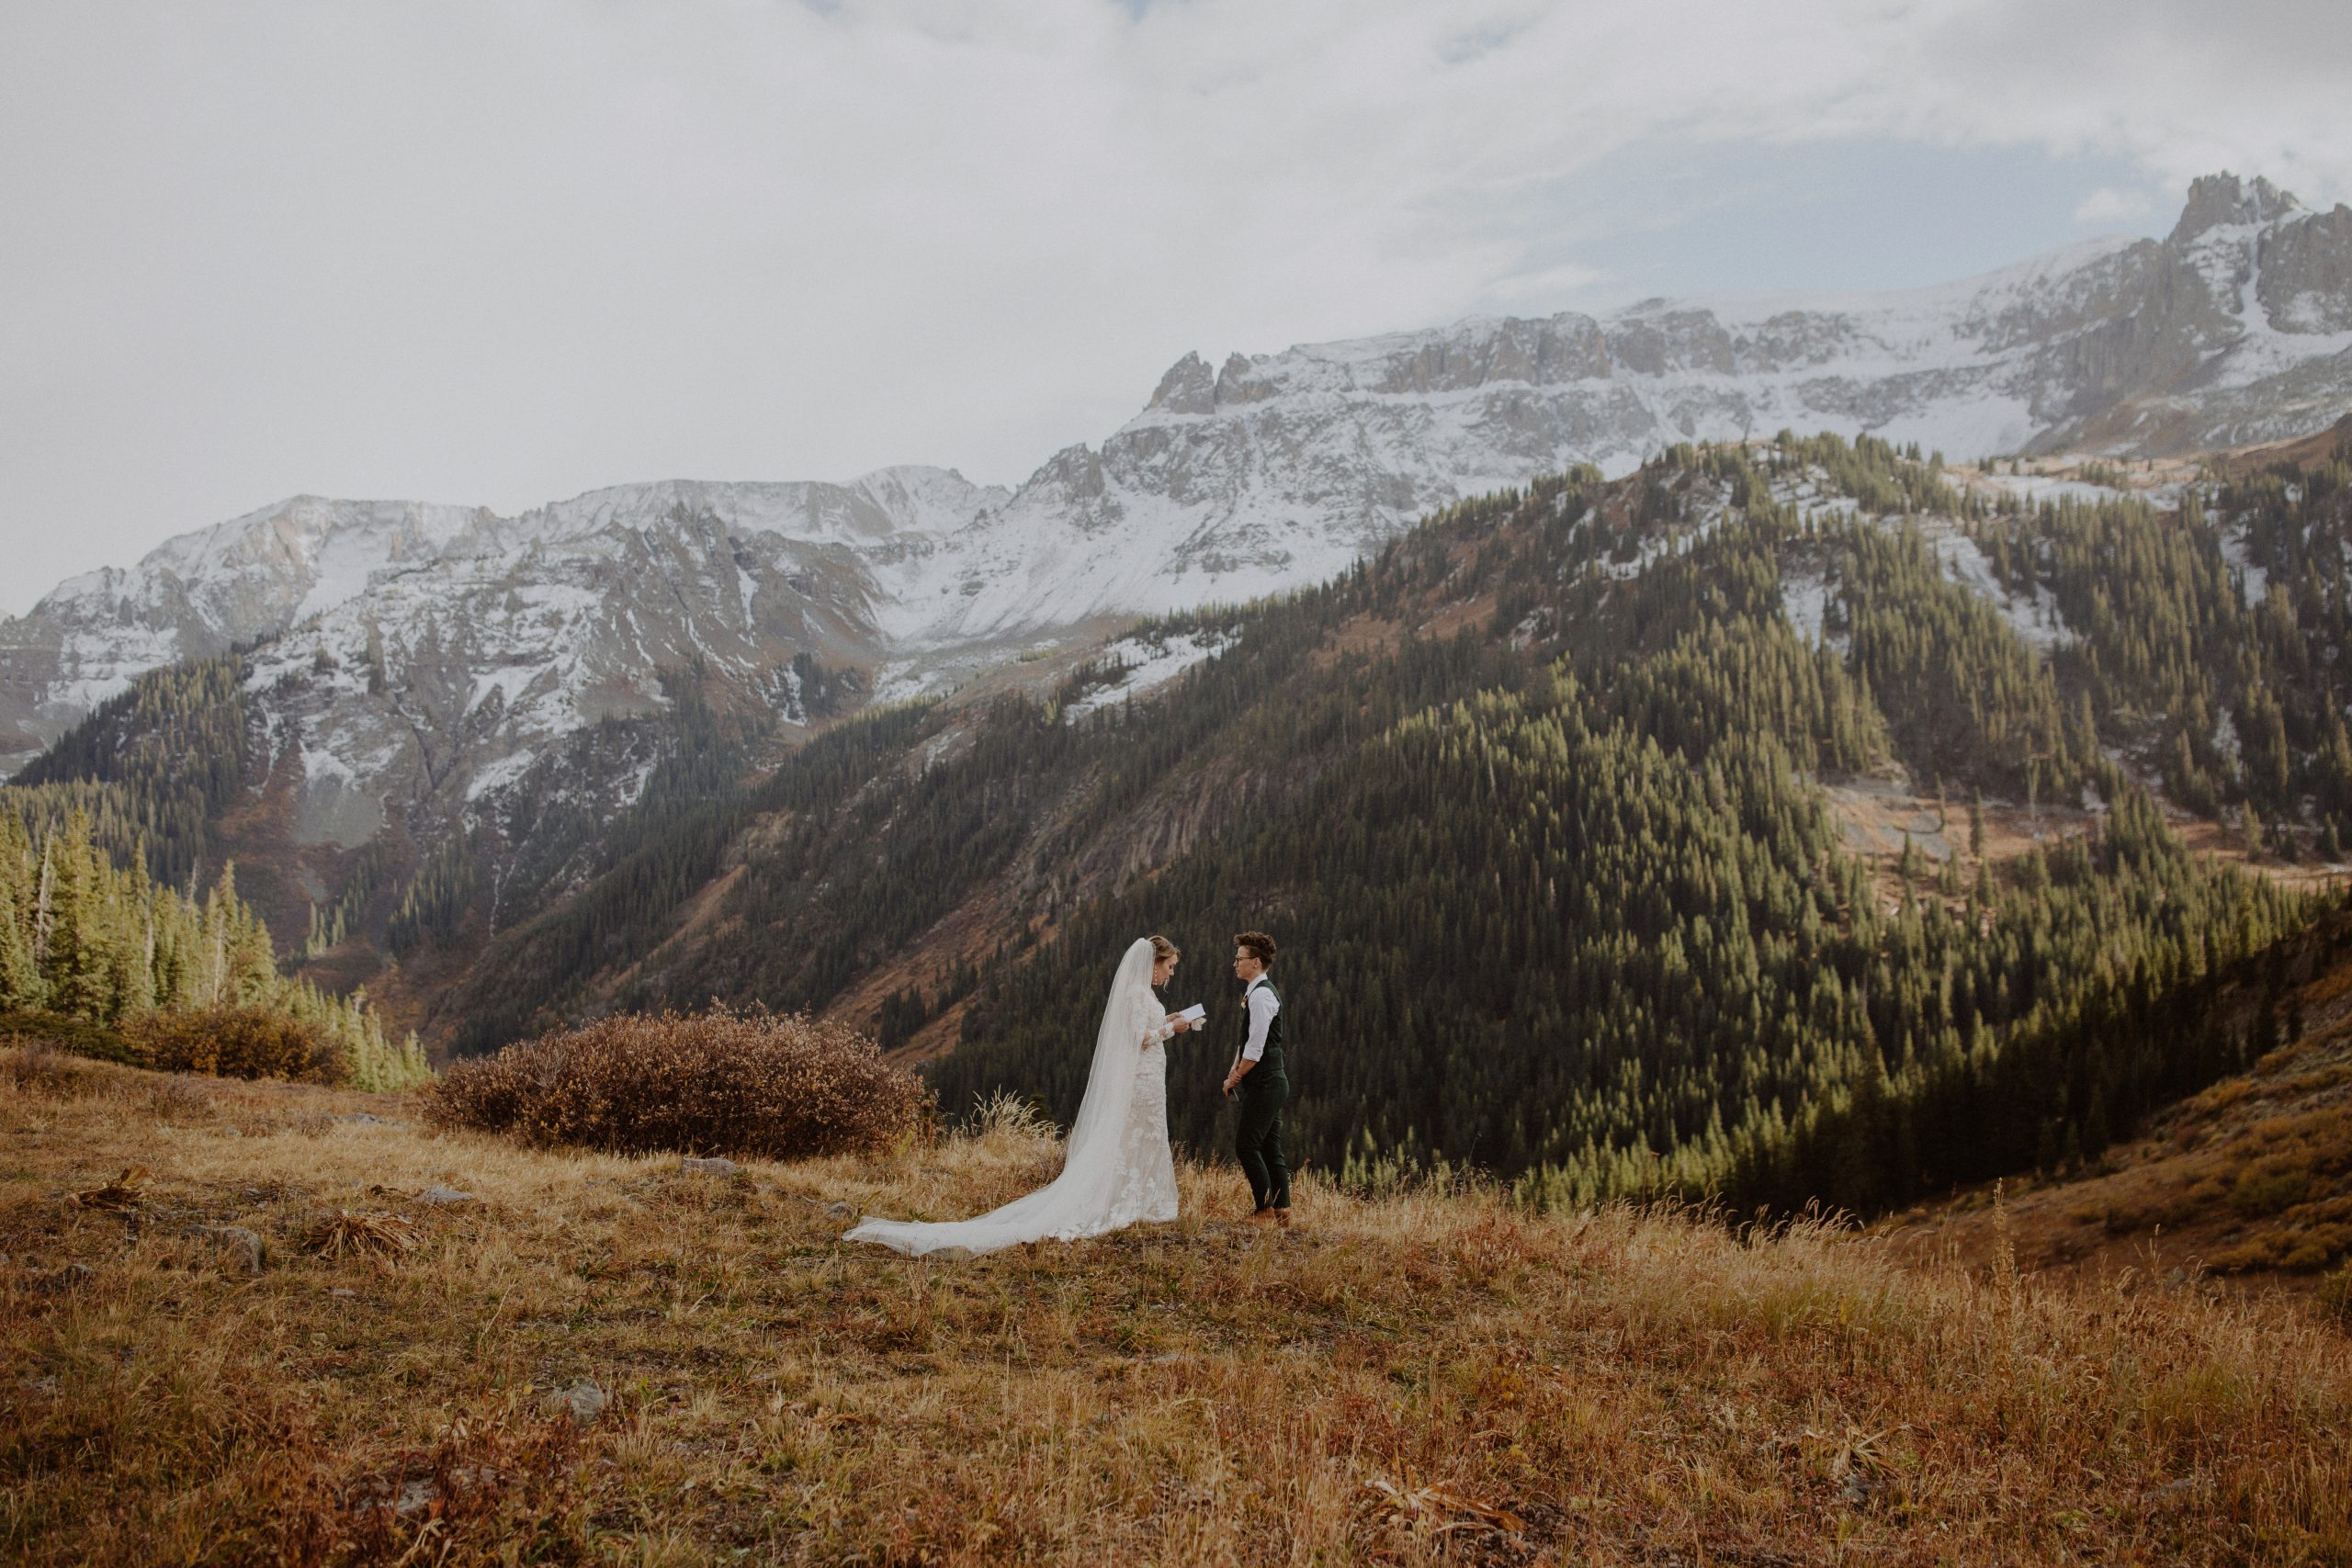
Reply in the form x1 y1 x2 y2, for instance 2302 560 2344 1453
845 937 1160 1258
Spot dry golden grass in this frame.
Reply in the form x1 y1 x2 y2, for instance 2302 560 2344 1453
4 1048 2350 1565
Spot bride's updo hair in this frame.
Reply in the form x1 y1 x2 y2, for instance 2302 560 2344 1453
1148 935 1181 964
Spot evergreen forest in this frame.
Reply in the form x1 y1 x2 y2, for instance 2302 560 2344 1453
435 431 2352 1214
0 806 427 1089
0 654 426 1088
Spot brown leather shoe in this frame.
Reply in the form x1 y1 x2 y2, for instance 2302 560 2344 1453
1273 1208 1293 1227
1245 1208 1276 1224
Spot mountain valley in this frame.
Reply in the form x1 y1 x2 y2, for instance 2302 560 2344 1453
6 175 2352 1248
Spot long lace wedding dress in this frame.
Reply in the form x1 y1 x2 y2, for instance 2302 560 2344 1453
844 938 1180 1257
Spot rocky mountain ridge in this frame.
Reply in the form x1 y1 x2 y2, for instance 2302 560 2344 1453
4 173 2347 840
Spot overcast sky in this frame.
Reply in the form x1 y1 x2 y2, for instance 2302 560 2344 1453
5 0 2350 615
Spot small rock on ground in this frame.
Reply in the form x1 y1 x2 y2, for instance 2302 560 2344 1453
30 1263 94 1295
416 1185 478 1206
543 1380 607 1427
197 1224 266 1276
337 1112 401 1127
679 1156 739 1176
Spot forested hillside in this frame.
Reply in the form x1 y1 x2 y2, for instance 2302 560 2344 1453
17 427 2352 1213
6 653 253 891
400 430 2350 1215
0 655 426 1087
930 440 2330 1214
1890 905 2352 1287
0 807 425 1089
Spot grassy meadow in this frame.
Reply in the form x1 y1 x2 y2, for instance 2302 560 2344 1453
4 1047 2349 1565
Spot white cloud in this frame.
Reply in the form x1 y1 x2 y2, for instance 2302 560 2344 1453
2074 186 2154 224
1 0 2348 613
1478 263 1611 309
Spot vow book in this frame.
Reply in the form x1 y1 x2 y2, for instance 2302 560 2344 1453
1174 1003 1206 1024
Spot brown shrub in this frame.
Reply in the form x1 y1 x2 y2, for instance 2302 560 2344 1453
423 1006 933 1160
141 1072 214 1120
2207 1219 2352 1274
2321 1264 2352 1326
2100 1185 2199 1235
123 1007 328 1081
1453 1210 1538 1284
6 1041 82 1098
0 1009 143 1067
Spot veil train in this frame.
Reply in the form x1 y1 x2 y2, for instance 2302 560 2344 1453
845 937 1160 1258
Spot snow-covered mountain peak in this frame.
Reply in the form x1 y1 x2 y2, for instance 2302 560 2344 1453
1145 353 1216 416
2171 172 2306 245
31 493 491 641
495 466 1005 555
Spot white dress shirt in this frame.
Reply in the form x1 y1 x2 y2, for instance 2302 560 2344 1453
1241 976 1280 1063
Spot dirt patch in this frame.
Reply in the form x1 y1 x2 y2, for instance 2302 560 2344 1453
2171 817 2352 896
1417 592 1499 641
1313 614 1408 667
1818 770 2338 902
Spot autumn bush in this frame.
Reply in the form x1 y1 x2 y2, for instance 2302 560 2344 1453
0 1010 142 1068
2322 1263 2352 1326
122 1006 327 1080
424 1007 932 1159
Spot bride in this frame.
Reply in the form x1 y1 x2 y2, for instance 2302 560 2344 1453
844 936 1193 1257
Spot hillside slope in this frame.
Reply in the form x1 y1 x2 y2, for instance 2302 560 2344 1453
15 426 2352 1226
413 432 2352 1223
4 1051 2347 1564
1892 910 2352 1285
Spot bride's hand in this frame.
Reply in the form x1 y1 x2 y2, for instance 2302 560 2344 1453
1167 1016 1191 1033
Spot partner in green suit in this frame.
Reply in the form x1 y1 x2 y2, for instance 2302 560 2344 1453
1221 929 1291 1225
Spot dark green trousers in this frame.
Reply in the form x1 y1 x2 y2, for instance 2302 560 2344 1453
1235 1074 1291 1211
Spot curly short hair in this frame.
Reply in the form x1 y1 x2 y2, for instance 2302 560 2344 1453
1233 930 1277 967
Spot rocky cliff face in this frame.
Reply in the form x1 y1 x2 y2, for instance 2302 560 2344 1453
5 174 2347 839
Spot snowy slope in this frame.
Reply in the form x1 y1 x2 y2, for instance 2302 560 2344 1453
879 175 2352 648
0 472 1012 782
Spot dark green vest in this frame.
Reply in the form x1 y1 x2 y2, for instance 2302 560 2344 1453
1245 976 1286 1082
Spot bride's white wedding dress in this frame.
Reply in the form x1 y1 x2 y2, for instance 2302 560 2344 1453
844 938 1180 1257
